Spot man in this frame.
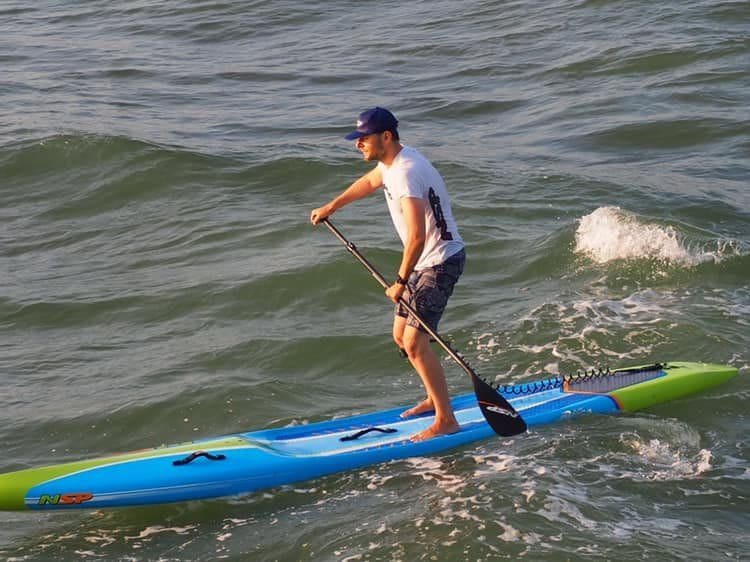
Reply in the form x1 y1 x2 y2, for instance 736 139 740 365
310 107 466 441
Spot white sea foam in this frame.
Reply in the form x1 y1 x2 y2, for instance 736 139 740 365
472 287 685 374
621 436 713 481
404 457 468 494
124 525 197 541
574 206 730 266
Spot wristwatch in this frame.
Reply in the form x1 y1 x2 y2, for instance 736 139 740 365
395 274 408 286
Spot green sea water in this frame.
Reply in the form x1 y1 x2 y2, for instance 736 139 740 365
1 1 748 560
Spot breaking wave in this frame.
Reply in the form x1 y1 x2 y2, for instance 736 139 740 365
574 206 740 266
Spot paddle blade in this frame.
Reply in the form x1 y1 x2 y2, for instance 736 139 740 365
472 376 527 436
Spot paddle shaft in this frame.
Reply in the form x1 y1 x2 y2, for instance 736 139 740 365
323 218 479 382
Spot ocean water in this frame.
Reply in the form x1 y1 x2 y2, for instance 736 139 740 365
1 1 748 560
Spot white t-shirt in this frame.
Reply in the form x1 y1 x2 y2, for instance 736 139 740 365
378 146 464 270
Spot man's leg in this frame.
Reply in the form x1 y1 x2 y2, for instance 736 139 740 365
401 324 459 441
394 315 435 418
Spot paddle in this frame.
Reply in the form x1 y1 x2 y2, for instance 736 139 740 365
321 218 527 437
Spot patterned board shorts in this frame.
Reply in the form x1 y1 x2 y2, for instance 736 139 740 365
396 249 466 333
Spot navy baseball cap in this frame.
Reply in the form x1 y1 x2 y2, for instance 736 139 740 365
344 107 399 140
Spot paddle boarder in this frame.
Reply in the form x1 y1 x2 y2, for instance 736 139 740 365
310 107 466 441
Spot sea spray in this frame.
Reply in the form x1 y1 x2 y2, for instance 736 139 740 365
574 207 700 265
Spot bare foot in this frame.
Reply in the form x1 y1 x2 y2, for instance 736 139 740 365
400 398 435 418
410 420 460 442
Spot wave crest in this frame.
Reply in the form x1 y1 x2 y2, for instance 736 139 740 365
574 206 735 266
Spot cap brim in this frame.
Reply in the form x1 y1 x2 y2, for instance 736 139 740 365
344 130 368 140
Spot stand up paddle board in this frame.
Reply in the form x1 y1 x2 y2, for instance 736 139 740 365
0 361 737 511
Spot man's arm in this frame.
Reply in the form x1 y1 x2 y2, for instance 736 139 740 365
310 167 383 224
386 196 426 303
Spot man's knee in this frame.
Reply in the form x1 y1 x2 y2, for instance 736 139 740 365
402 327 429 358
393 316 407 350
393 332 404 349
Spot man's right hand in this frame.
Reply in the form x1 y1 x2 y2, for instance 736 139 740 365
310 204 334 225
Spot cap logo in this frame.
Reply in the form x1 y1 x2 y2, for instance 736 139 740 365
356 120 364 128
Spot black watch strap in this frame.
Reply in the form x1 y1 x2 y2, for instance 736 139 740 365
395 275 408 286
